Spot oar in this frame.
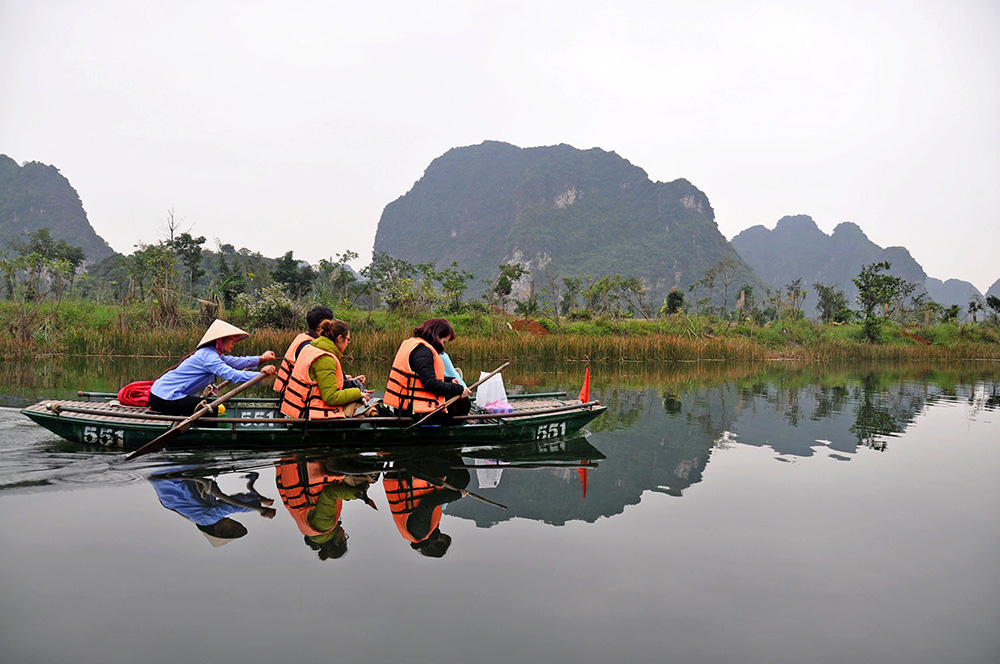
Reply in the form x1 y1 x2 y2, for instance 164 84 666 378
405 361 510 431
409 470 508 510
124 372 270 461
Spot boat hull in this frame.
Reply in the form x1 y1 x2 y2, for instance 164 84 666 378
21 396 605 451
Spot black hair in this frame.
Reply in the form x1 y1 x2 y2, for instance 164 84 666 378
412 318 455 353
306 306 335 333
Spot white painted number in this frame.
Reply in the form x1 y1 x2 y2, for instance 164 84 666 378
81 426 125 447
535 422 566 439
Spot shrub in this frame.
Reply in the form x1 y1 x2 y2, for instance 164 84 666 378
236 284 304 330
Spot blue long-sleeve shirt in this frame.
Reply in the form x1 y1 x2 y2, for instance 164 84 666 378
151 477 253 526
150 346 261 401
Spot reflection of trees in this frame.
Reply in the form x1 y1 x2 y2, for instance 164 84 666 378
985 384 1000 411
587 387 644 432
849 375 907 451
812 385 850 421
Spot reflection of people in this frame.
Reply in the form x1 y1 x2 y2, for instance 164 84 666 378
273 305 334 396
150 469 276 547
275 457 378 560
149 319 277 416
384 318 471 424
279 319 373 420
383 457 470 557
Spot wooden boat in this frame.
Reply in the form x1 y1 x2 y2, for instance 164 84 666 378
21 392 605 451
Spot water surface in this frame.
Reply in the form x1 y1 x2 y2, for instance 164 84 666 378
1 361 997 663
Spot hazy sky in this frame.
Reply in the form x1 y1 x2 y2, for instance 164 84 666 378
2 0 998 291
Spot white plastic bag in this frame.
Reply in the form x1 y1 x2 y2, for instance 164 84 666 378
475 371 508 409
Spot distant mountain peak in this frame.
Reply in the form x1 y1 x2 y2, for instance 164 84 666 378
0 155 114 263
732 214 926 306
775 214 821 232
374 141 757 305
831 221 868 239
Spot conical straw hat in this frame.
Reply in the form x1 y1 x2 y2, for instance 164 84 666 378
198 319 249 348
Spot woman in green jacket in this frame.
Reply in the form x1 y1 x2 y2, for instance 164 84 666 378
309 318 373 414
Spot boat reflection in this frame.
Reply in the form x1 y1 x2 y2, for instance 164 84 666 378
144 433 605 552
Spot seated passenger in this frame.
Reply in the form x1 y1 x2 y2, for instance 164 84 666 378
148 319 277 417
280 318 372 420
273 304 334 396
384 318 471 424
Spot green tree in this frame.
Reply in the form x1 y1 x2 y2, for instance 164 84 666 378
813 282 852 323
559 276 582 316
488 263 527 312
784 278 807 318
314 250 359 304
360 252 419 313
435 261 474 312
213 252 245 308
985 295 1000 324
272 251 315 300
852 261 904 342
968 295 985 324
8 228 86 297
170 232 206 295
663 289 684 315
712 257 741 318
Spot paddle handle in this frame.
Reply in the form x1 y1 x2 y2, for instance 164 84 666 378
409 470 508 510
406 361 510 430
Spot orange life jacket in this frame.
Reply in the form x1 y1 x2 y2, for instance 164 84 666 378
275 459 345 537
273 332 314 394
279 344 347 420
383 338 447 413
383 474 444 543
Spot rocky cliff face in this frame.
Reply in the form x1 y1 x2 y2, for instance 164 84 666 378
732 215 927 308
373 141 759 307
0 154 114 262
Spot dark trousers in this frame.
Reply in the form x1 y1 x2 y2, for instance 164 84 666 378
148 393 217 417
407 397 471 425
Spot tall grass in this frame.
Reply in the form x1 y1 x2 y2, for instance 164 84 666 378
2 299 998 362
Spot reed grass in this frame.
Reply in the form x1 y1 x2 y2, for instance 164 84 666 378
2 299 998 362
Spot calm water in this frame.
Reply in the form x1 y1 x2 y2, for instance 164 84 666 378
0 360 998 664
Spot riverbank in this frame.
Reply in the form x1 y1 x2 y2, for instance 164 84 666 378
2 299 998 362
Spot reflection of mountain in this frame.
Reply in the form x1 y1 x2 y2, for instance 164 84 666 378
447 390 719 527
448 371 1000 528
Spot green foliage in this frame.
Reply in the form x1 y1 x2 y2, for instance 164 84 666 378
581 273 647 318
236 284 304 329
314 251 358 304
272 251 315 299
435 261 474 311
853 261 905 342
813 282 853 323
487 262 527 311
169 232 206 295
661 290 684 316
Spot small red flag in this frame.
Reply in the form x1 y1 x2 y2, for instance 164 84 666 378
578 367 590 402
577 465 589 498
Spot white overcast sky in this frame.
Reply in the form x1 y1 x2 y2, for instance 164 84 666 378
2 0 998 291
